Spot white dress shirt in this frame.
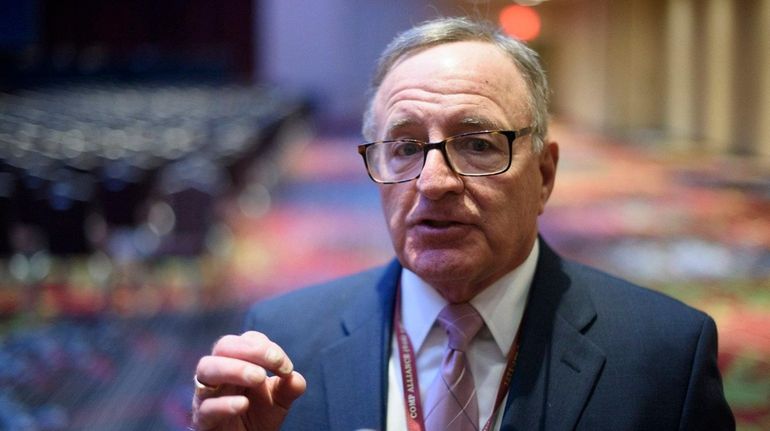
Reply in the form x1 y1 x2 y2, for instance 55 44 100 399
386 240 539 431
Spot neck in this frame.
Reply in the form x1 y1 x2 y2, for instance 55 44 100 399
432 282 488 304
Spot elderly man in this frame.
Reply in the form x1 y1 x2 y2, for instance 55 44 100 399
191 17 734 431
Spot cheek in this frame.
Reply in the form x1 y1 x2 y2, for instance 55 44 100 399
379 187 408 235
478 172 541 237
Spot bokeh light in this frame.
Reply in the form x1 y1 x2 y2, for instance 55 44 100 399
499 5 542 41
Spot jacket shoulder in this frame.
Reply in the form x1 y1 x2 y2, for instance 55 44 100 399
247 265 389 319
242 263 396 348
562 258 711 326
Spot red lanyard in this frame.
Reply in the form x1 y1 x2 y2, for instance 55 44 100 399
394 292 523 431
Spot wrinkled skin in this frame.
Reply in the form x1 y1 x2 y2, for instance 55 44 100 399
372 41 559 303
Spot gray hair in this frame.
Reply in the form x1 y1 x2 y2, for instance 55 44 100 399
362 17 550 152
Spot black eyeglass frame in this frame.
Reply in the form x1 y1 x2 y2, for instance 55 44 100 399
357 127 533 184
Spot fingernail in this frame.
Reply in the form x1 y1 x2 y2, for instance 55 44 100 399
278 359 293 375
265 348 281 364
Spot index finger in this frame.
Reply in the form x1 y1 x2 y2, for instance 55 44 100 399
212 331 294 377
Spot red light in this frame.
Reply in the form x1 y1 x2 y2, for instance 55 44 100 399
499 5 542 41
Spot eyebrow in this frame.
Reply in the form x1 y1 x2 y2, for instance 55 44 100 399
382 116 504 139
383 118 416 138
458 117 502 130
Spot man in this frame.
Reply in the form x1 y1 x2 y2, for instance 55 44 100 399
191 17 734 431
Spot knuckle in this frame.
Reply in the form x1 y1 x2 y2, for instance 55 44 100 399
196 355 218 374
211 334 241 355
241 330 269 343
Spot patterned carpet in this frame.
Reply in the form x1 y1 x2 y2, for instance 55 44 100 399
1 121 768 430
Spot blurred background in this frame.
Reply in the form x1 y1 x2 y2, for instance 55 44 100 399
0 0 768 429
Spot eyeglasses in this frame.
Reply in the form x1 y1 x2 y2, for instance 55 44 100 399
357 128 532 184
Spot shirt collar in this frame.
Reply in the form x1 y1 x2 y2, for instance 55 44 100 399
399 239 539 354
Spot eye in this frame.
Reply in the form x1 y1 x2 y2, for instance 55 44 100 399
455 136 493 153
467 139 491 152
392 141 422 157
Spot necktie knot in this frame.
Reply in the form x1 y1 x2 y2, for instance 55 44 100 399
437 303 483 352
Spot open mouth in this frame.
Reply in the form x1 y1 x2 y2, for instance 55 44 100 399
422 220 460 228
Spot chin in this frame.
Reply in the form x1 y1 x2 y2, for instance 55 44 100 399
404 248 482 286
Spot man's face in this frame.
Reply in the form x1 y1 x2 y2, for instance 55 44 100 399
370 41 558 302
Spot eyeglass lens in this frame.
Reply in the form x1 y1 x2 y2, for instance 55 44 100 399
365 131 511 182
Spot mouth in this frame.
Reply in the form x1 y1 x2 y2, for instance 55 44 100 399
421 219 462 228
419 219 465 229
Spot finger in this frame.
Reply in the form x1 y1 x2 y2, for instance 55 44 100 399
196 355 267 391
193 395 249 430
212 332 294 377
270 371 307 410
241 331 295 376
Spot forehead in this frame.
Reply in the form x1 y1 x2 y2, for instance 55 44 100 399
373 41 530 135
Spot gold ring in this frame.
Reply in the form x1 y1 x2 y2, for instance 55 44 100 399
194 374 222 396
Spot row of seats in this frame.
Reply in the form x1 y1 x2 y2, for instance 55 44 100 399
0 81 309 257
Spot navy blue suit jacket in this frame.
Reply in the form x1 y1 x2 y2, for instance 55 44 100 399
245 241 734 430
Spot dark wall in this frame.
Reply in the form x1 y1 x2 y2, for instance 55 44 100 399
1 0 254 88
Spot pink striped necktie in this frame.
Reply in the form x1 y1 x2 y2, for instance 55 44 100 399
424 303 484 431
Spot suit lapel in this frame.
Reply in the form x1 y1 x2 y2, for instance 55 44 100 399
501 241 606 431
320 260 400 431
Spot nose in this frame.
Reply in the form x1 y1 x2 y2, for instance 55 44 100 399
415 148 464 199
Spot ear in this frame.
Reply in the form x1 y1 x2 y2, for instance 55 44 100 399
537 140 559 214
